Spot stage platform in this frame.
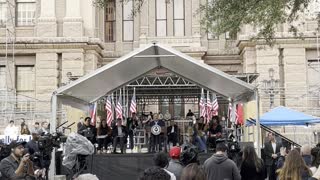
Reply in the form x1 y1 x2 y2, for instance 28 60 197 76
58 153 212 180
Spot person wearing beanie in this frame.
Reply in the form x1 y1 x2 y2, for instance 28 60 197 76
166 146 184 180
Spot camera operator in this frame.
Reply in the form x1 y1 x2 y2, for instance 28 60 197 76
25 129 48 177
0 141 34 180
78 117 96 144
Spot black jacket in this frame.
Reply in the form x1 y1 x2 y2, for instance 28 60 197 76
264 141 281 166
112 125 128 138
240 159 267 180
167 125 178 135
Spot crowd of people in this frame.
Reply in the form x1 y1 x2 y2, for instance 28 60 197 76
139 140 320 180
3 120 50 139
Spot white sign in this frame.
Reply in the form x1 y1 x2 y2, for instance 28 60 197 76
0 135 32 144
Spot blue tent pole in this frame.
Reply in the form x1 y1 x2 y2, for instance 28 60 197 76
255 89 261 157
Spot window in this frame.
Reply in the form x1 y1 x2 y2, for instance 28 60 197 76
156 0 167 37
123 0 133 41
105 0 116 42
16 66 35 111
0 0 6 27
0 66 5 89
173 0 185 36
16 0 36 26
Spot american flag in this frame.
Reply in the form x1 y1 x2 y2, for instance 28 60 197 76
211 93 219 116
105 95 113 126
206 91 212 124
90 102 97 126
199 88 206 119
130 88 137 115
116 94 123 120
228 102 238 123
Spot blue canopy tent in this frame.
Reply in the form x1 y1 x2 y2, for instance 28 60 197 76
247 106 320 126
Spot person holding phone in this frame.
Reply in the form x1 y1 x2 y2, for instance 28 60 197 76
0 141 35 179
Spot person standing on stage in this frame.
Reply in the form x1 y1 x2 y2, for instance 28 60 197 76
150 114 166 153
167 120 178 147
164 110 171 121
112 118 127 154
127 113 138 152
186 110 194 118
207 116 222 149
264 132 281 180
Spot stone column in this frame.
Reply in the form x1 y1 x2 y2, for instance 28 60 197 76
191 0 201 46
63 0 83 37
37 0 57 37
139 1 149 46
35 53 58 112
242 47 257 73
283 48 308 110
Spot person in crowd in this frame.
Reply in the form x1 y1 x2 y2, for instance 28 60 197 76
139 167 171 180
20 119 26 131
78 117 96 144
112 118 127 154
207 116 222 149
192 123 207 153
166 146 183 180
301 144 313 167
167 121 179 147
4 120 19 140
77 117 84 131
96 119 112 152
127 113 138 152
264 132 281 180
21 124 31 135
34 122 40 132
204 141 241 180
150 114 166 152
0 141 34 179
41 122 50 135
180 144 199 166
180 163 207 180
186 110 194 118
153 152 176 180
240 145 267 180
277 149 312 180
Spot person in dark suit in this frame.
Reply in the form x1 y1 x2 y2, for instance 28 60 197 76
264 132 281 180
167 120 179 147
112 118 128 154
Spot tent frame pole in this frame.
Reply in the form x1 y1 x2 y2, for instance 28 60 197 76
255 90 261 157
49 93 57 179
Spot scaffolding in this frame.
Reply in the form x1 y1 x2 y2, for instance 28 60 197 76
0 1 66 129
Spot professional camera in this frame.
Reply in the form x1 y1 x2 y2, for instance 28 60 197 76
311 143 320 167
38 132 67 152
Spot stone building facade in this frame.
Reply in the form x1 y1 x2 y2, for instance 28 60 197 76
0 0 319 143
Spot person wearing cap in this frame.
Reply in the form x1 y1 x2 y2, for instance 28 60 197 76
0 141 34 179
166 146 183 180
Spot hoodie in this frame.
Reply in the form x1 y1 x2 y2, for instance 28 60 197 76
204 153 241 180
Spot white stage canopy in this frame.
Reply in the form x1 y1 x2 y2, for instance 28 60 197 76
54 44 255 107
49 43 261 177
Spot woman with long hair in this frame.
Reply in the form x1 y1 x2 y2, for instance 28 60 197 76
277 149 312 180
180 163 206 180
21 124 30 135
96 119 112 152
240 145 266 180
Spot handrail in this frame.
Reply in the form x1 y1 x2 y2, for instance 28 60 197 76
247 118 301 147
